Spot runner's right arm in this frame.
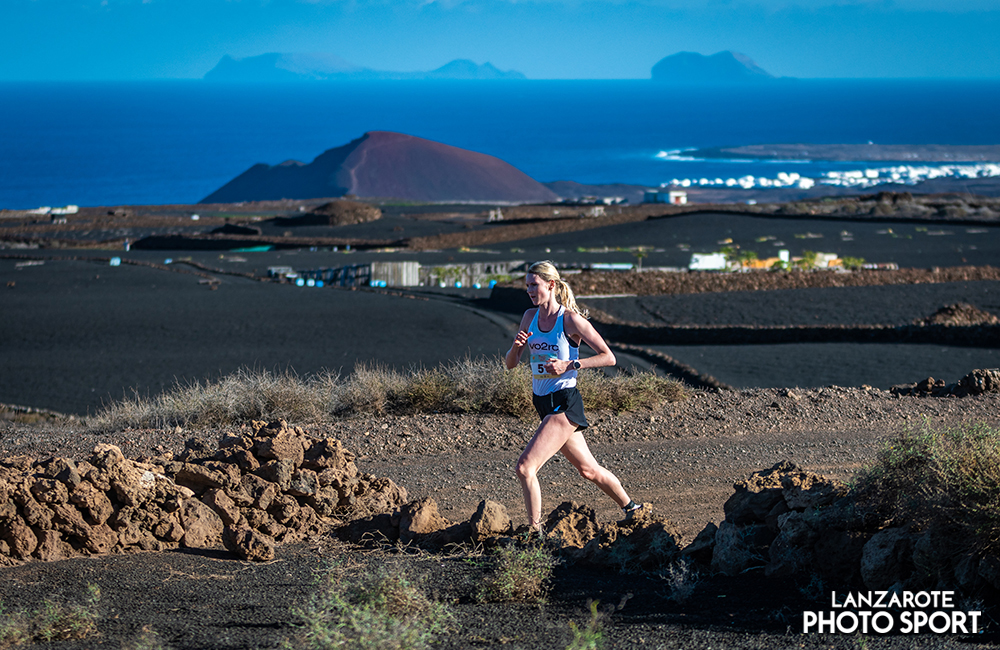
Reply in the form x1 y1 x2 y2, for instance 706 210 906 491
504 310 536 369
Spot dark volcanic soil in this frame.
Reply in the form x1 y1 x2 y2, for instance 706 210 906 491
3 202 1000 648
4 254 1000 414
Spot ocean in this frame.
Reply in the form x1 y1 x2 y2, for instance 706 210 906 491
2 78 999 210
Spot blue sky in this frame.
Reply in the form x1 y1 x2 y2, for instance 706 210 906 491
3 0 998 81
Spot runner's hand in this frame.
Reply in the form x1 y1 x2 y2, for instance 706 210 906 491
513 330 532 348
545 358 572 375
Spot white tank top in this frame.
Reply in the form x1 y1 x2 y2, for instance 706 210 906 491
527 306 579 396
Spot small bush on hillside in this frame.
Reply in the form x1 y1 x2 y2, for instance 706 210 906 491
852 423 1000 554
403 369 455 413
446 355 534 417
477 542 558 603
288 566 452 650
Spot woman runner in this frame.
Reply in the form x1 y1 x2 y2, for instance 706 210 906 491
504 261 641 532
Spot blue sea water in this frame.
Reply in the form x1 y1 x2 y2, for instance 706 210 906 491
2 79 999 210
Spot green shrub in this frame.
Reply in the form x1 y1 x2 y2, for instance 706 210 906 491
566 601 604 650
288 567 451 650
840 256 866 271
0 603 29 648
852 423 1000 553
0 584 101 647
477 542 558 603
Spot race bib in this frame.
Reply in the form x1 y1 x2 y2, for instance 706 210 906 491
530 353 558 379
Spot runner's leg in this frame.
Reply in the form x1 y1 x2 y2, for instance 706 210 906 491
516 414 578 528
559 430 630 508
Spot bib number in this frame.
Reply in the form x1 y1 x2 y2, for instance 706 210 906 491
530 354 558 379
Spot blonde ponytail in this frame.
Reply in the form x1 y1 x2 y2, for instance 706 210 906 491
528 261 589 319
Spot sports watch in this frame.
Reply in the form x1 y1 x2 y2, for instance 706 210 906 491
572 360 581 370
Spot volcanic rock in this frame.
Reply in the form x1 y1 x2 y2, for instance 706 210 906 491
915 302 1000 326
223 525 275 562
469 500 513 541
958 368 1000 395
545 501 601 549
272 200 381 227
179 499 224 549
398 497 451 545
860 527 914 590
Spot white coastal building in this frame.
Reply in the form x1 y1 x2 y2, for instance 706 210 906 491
644 189 688 205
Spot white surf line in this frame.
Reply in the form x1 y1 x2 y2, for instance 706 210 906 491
577 294 638 299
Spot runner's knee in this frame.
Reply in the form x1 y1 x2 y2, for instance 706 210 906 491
577 465 600 482
516 459 536 481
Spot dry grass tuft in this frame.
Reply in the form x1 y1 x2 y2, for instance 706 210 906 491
577 369 686 413
87 368 339 433
87 358 688 433
123 626 172 650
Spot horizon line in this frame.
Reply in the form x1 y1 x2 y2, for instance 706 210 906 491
3 76 1000 83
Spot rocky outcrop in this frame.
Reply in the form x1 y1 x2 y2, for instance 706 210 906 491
272 200 382 228
0 420 407 565
915 302 1000 327
341 495 686 574
891 368 1000 397
694 461 1000 597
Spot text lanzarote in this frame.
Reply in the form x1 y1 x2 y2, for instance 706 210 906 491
802 591 982 634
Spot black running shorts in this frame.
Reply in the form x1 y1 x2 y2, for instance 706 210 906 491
532 387 589 430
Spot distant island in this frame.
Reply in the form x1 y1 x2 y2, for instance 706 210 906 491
204 53 526 82
651 51 775 83
200 131 559 203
